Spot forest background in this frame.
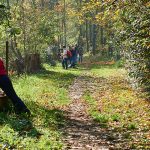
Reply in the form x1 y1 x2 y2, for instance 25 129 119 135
0 0 149 97
0 0 149 149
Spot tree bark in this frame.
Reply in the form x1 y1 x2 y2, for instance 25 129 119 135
63 0 67 46
92 24 97 55
85 20 89 52
25 53 41 73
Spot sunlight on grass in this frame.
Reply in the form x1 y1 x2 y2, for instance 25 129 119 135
91 67 126 77
43 63 82 76
0 64 80 149
0 62 149 149
82 64 150 149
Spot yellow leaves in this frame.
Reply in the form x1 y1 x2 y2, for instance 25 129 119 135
81 61 115 65
67 8 77 17
54 3 63 12
37 92 57 109
95 12 107 26
74 0 124 26
145 1 150 7
78 18 84 25
8 70 16 76
145 43 150 49
81 0 101 13
95 6 121 26
114 9 121 21
95 1 101 6
95 12 103 19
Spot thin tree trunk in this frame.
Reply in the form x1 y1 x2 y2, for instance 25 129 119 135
85 20 89 51
89 23 93 44
92 24 97 55
100 26 104 47
63 0 67 46
21 0 26 55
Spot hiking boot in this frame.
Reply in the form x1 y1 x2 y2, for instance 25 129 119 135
15 107 31 116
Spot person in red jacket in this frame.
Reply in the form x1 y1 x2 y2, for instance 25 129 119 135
0 58 30 114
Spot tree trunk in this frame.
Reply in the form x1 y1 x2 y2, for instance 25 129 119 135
25 53 41 73
85 20 89 52
100 26 104 47
63 0 67 46
92 24 97 55
89 23 93 44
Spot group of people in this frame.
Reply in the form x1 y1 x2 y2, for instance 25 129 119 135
0 44 83 115
61 44 83 70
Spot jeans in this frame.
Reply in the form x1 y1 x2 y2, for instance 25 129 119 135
62 58 68 69
71 56 77 67
0 75 29 112
79 55 83 63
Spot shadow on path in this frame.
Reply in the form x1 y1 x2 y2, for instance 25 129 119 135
58 74 113 150
60 114 113 150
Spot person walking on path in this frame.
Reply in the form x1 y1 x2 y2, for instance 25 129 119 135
70 45 78 68
78 46 83 63
0 58 30 114
74 44 78 64
67 46 73 67
62 46 68 69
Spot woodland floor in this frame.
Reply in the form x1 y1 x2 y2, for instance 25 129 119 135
0 61 149 150
58 63 150 150
60 73 112 150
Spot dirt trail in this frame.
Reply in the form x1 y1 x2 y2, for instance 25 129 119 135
58 68 149 150
60 74 112 150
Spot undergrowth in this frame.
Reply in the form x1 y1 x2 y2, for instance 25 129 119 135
0 61 149 149
83 63 150 149
0 63 79 149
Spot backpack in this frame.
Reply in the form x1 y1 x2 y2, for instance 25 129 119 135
67 50 72 58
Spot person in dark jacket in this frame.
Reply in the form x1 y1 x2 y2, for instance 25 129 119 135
0 58 30 114
78 46 83 63
70 45 78 68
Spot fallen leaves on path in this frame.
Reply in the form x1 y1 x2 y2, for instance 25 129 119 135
59 67 150 150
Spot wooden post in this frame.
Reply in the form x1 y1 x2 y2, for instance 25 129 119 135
6 41 9 74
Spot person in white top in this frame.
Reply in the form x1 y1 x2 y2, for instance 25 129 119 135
62 46 68 69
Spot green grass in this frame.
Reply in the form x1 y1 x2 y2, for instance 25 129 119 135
0 64 81 149
0 62 149 149
89 64 126 77
82 63 150 149
83 94 109 128
111 114 121 122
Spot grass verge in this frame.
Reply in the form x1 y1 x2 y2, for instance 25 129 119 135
82 63 150 149
0 63 80 149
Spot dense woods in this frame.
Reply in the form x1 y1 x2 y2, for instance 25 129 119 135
0 1 149 149
0 0 149 97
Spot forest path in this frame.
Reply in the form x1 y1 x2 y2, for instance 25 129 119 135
60 71 112 150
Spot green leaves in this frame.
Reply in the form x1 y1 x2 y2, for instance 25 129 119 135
6 27 21 36
0 4 7 25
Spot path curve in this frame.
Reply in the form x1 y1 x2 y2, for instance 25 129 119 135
60 73 112 150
